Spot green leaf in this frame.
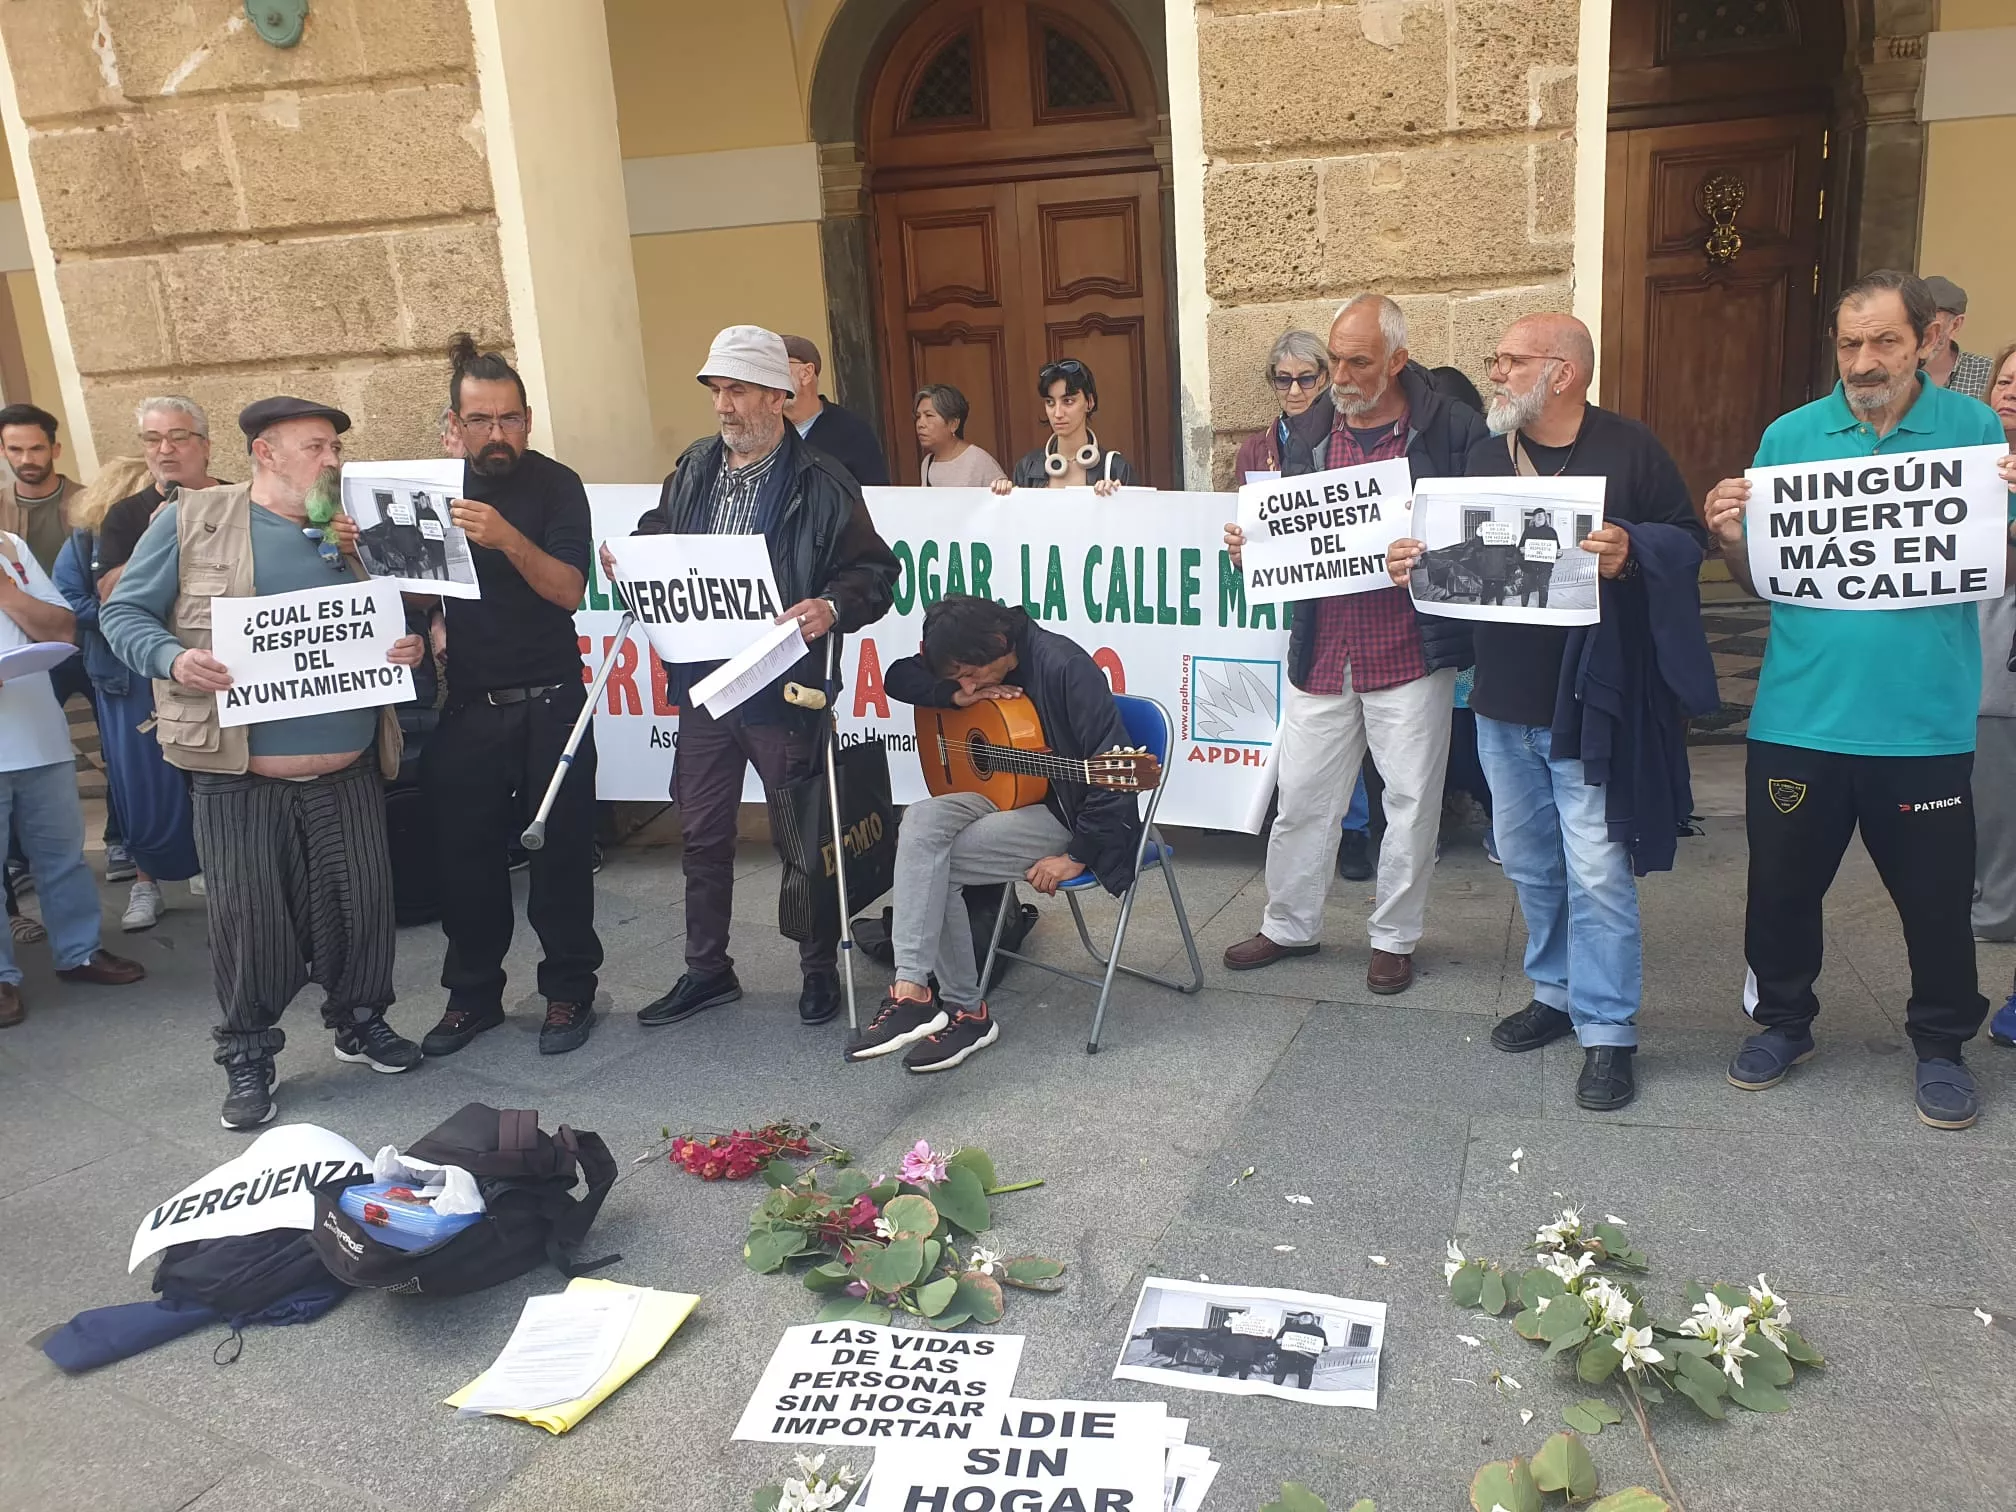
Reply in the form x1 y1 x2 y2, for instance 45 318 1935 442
946 1147 998 1191
802 1260 855 1293
1531 1431 1598 1502
1726 1375 1791 1413
827 1169 872 1202
1779 1327 1824 1366
1681 1281 1707 1307
925 1303 973 1331
915 1274 959 1318
1480 1268 1508 1316
1544 1321 1591 1359
882 1194 939 1237
931 1163 992 1234
1662 1336 1713 1359
743 1227 808 1275
1709 1282 1749 1309
922 1239 942 1276
1588 1492 1671 1512
1346 1502 1375 1512
1450 1264 1486 1309
999 1255 1068 1291
1512 1308 1547 1342
1519 1267 1567 1310
1672 1367 1727 1419
1593 1222 1630 1255
817 1297 891 1325
1576 1337 1623 1384
1259 1485 1329 1512
752 1488 782 1512
1744 1334 1795 1386
952 1271 1005 1325
1469 1457 1543 1512
860 1234 926 1292
866 1179 902 1206
1538 1299 1588 1341
1633 1378 1664 1406
759 1158 798 1188
1562 1398 1623 1436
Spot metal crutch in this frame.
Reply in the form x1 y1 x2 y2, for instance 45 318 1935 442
782 631 859 1034
522 610 636 851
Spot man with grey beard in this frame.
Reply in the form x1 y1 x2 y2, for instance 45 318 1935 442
1389 313 1705 1112
604 326 898 1034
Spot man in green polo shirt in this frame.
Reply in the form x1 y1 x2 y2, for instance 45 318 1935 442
1705 268 2016 1132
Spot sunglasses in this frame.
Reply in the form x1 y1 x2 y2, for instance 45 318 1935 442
1270 373 1323 393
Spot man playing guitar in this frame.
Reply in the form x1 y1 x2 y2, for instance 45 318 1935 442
845 596 1143 1072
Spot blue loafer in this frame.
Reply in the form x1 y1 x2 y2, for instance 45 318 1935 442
1989 991 2016 1048
1915 1058 1978 1131
1727 1027 1815 1091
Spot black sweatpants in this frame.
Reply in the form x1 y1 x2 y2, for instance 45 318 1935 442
425 683 602 1012
1744 739 1987 1060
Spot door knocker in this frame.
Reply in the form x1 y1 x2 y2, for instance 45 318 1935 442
1700 173 1745 267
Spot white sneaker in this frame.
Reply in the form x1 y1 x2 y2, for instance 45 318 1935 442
187 872 206 897
121 881 164 932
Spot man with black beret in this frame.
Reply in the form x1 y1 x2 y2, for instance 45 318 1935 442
104 396 427 1131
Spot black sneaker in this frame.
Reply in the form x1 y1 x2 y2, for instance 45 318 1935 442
334 1015 422 1073
540 999 596 1055
1491 999 1575 1053
421 1002 505 1057
1337 828 1373 882
221 1058 277 1131
846 992 949 1062
1576 1046 1636 1111
799 972 842 1026
903 1005 1000 1073
638 969 741 1027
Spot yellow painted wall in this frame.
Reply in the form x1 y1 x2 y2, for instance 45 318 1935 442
603 0 807 156
631 223 833 471
1920 1 2015 351
6 269 72 445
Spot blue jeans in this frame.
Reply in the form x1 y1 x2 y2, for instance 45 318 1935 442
1342 771 1369 834
1474 717 1640 1047
0 761 103 984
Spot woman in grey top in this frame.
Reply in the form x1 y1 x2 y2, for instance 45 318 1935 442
914 384 1005 488
1973 342 2016 964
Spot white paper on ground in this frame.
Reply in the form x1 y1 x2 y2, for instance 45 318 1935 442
458 1288 643 1416
690 618 808 718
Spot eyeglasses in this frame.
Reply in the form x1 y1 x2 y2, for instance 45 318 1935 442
457 412 529 435
1484 351 1559 375
138 429 204 449
1269 373 1323 393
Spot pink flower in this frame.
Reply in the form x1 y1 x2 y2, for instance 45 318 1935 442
844 1194 879 1232
844 1280 869 1298
898 1140 949 1186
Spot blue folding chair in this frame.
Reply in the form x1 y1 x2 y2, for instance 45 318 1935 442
978 694 1205 1053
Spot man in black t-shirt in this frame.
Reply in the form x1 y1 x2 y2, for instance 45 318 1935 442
338 337 604 1059
93 397 225 599
1389 314 1705 1114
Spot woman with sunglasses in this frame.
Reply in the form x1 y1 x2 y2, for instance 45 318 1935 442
991 359 1136 496
1235 330 1333 483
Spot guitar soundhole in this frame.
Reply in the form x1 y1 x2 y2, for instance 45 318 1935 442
964 730 996 779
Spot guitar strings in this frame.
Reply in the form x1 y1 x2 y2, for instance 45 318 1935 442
932 734 1149 784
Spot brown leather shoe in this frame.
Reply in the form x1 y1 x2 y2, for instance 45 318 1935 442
1223 934 1319 971
55 949 146 986
1367 949 1414 995
0 982 22 1027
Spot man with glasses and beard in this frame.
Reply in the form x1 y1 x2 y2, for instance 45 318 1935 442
103 398 427 1129
339 334 604 1061
1390 313 1707 1113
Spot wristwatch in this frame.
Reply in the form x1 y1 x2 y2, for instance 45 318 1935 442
819 595 840 629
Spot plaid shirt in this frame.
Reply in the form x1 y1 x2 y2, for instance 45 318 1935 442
1948 348 1994 402
709 442 782 534
1301 412 1427 695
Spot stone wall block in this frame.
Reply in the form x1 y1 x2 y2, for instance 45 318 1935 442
1206 292 1455 434
1199 3 1448 155
1452 0 1581 133
127 108 246 240
386 221 510 353
1531 138 1575 242
160 237 405 367
0 0 126 122
224 85 493 233
1203 161 1321 302
1448 280 1574 390
98 0 367 100
352 0 476 77
55 256 174 373
27 128 154 250
1319 144 1571 286
349 354 469 461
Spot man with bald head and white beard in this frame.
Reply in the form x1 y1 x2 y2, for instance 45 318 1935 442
1390 313 1708 1112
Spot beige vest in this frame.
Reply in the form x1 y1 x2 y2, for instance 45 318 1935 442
151 482 402 778
0 475 79 549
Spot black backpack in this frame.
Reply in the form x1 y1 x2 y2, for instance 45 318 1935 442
154 1229 333 1317
309 1105 619 1297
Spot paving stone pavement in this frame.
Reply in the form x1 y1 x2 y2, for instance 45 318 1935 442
2 819 2013 1511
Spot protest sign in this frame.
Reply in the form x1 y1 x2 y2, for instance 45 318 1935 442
1743 443 2010 609
1408 476 1607 627
605 534 786 664
864 1400 1168 1512
339 460 481 599
733 1322 1025 1445
576 487 1292 832
129 1124 368 1272
1234 458 1413 605
1114 1277 1387 1409
208 581 412 729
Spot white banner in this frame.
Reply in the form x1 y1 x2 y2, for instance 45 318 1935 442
129 1124 369 1272
577 487 1291 832
1235 458 1414 604
732 1322 1025 1445
1744 443 2010 609
209 582 412 728
864 1400 1167 1512
606 533 787 663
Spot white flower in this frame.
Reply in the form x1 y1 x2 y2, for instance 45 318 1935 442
1444 1239 1466 1283
1533 1207 1584 1250
1533 1294 1552 1313
1542 1250 1597 1285
1519 1409 1534 1426
1274 1245 1297 1253
1748 1274 1792 1347
1368 1255 1390 1267
1613 1325 1664 1373
1495 1372 1521 1392
1457 1334 1483 1348
1583 1277 1635 1331
1603 1214 1629 1227
792 1454 827 1482
969 1245 1002 1276
872 1217 894 1239
1283 1193 1314 1206
1681 1295 1756 1386
1974 1307 1994 1327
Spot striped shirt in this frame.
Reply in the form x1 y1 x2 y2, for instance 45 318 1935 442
710 442 783 534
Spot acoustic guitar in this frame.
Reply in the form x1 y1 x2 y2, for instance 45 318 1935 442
915 697 1162 810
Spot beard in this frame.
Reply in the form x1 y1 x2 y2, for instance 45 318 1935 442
1486 381 1548 437
1331 375 1388 420
11 459 50 486
303 466 341 525
1844 369 1911 418
722 411 783 457
470 440 520 477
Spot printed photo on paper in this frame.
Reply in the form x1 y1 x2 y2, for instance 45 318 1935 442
340 468 481 599
1408 475 1607 627
1113 1277 1386 1409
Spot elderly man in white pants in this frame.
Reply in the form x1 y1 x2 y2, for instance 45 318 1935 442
1222 295 1495 994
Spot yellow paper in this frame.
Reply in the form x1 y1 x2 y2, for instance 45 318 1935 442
446 1278 698 1434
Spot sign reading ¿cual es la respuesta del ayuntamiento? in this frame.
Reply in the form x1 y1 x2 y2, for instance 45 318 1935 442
207 582 412 728
1234 458 1414 606
1744 444 2011 610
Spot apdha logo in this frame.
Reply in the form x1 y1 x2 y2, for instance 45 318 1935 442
1181 656 1281 767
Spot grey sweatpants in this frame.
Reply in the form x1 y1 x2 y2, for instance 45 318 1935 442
891 792 1069 1011
1973 716 2016 940
190 757 397 1064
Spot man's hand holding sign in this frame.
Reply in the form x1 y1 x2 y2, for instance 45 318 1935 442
198 583 421 726
1232 458 1414 604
